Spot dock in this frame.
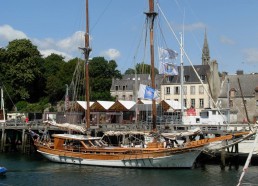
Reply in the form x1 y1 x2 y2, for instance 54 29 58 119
0 121 253 156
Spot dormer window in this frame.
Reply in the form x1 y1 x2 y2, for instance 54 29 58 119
184 75 190 82
230 88 237 98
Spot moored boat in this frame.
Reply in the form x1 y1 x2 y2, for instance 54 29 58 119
31 0 244 169
33 131 234 168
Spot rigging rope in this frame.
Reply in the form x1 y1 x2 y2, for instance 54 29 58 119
156 2 227 124
237 129 258 186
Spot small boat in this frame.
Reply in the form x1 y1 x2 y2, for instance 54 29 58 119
0 167 7 175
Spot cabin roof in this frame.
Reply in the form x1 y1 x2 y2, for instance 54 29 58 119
104 131 150 136
52 134 101 141
109 100 136 111
160 100 185 111
90 101 115 111
76 101 94 110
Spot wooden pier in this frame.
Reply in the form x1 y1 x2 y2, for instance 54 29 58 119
0 121 61 153
0 121 252 156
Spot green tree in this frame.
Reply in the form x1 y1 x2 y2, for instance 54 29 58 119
43 54 77 104
124 68 135 75
124 63 159 75
1 39 44 107
89 57 121 101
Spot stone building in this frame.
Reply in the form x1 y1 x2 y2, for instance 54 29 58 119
218 72 258 123
110 74 164 101
160 30 221 115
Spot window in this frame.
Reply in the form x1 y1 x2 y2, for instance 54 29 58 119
230 89 237 98
174 86 180 95
115 86 119 91
129 95 133 101
191 99 195 108
122 85 127 91
184 99 187 107
229 100 233 107
122 95 126 100
175 99 178 102
184 75 190 82
115 95 118 101
199 99 204 108
190 86 195 95
166 87 170 95
166 76 174 82
199 86 204 94
200 75 205 81
166 76 170 83
243 100 247 105
183 86 187 95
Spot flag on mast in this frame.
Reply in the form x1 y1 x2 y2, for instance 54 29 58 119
158 47 178 61
138 84 159 100
158 47 178 76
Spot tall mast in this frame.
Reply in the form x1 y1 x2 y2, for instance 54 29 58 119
180 33 184 124
83 0 91 129
145 0 157 130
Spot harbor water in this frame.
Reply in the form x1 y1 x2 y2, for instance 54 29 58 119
0 153 258 186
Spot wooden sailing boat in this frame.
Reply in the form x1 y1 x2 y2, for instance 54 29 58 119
32 0 236 168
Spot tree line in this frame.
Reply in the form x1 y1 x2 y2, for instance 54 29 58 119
0 39 156 113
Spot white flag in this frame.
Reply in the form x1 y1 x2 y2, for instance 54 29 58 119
138 84 159 100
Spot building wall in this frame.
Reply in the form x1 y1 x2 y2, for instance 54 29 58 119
160 83 210 115
110 74 163 101
208 60 221 104
217 74 258 123
110 90 134 101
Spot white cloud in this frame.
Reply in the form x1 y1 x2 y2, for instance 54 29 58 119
220 36 235 45
242 48 258 64
40 49 73 61
33 31 84 54
0 25 27 42
101 48 121 60
33 38 56 50
0 24 85 61
57 31 84 51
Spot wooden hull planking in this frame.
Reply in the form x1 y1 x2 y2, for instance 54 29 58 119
37 147 202 168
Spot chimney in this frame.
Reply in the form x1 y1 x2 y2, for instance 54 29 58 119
221 71 228 81
236 70 243 75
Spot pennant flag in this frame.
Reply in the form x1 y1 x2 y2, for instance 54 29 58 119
158 47 178 76
158 47 178 62
138 84 159 100
159 62 178 76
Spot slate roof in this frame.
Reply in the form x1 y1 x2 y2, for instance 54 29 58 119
162 65 210 84
219 74 258 98
111 74 164 90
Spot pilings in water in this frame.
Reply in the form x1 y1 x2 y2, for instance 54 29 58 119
0 127 32 153
0 128 6 152
220 141 226 169
0 122 49 153
219 142 241 170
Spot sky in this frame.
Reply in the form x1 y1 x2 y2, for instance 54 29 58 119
1 0 258 75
